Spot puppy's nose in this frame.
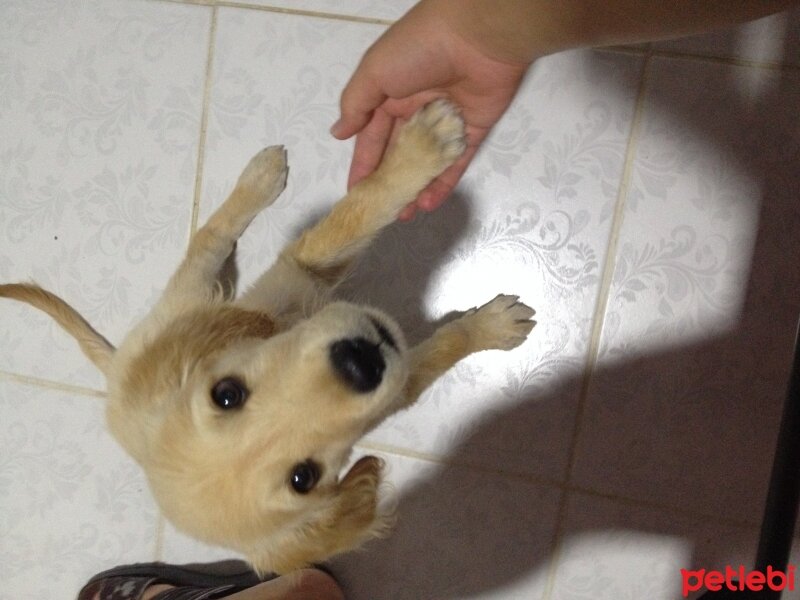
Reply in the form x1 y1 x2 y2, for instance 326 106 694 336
330 337 385 393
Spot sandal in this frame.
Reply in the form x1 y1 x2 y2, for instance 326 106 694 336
76 560 268 600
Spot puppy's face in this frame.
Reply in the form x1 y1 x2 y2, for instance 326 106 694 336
108 301 406 572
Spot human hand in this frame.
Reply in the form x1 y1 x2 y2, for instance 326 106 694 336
331 0 530 220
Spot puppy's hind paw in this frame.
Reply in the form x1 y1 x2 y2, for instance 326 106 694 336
235 145 289 211
466 294 537 352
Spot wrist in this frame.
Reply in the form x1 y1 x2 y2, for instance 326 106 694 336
423 0 562 65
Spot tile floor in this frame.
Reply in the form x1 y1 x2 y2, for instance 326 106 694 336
1 1 799 599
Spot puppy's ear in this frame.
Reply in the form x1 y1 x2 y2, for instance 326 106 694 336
0 283 114 375
248 456 394 575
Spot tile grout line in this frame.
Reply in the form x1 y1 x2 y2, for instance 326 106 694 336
149 3 219 559
356 440 565 488
189 4 219 237
577 54 652 486
356 441 761 531
540 51 653 600
649 47 800 73
149 0 393 25
539 485 572 600
152 516 167 561
599 45 800 73
571 483 757 529
214 1 394 26
358 439 761 529
566 54 652 492
154 0 215 6
357 438 760 535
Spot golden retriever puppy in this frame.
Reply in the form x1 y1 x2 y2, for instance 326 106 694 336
0 100 535 575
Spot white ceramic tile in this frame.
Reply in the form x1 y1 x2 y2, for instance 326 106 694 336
331 450 560 600
0 378 159 600
0 0 210 389
198 9 384 248
550 492 766 600
573 58 800 521
241 0 415 21
160 518 249 566
654 7 800 66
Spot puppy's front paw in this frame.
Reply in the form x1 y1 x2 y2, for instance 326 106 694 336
235 145 289 211
388 99 467 177
408 99 467 165
465 294 536 352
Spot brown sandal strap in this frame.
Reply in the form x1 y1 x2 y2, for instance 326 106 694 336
151 584 241 600
77 575 157 600
77 561 265 600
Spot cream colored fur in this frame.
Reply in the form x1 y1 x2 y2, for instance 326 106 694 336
0 101 536 575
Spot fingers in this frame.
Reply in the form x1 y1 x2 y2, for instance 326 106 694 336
338 86 487 220
349 109 475 219
396 142 478 222
331 64 387 140
345 93 442 189
398 203 418 222
347 107 394 190
417 141 479 212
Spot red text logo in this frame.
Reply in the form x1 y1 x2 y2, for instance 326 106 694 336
681 565 795 597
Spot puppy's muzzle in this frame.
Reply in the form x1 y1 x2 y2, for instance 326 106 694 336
330 337 386 393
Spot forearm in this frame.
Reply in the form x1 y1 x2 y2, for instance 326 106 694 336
426 0 799 63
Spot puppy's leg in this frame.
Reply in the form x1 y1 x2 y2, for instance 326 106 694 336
288 100 466 277
403 295 536 404
237 100 465 318
156 147 287 316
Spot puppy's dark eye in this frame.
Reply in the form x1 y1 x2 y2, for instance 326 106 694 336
210 377 248 410
290 460 321 494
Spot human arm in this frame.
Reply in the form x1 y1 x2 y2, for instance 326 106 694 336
333 0 798 220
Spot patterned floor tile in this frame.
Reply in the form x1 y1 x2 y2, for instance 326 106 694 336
0 0 211 389
549 492 764 600
0 379 158 600
331 450 561 600
572 57 800 521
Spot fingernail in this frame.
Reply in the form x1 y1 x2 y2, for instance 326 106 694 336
330 119 344 138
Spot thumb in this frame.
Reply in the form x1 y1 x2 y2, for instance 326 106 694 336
331 65 387 140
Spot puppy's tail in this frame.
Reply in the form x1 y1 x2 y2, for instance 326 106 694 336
0 283 115 377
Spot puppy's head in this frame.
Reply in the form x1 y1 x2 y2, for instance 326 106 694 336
108 301 407 574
